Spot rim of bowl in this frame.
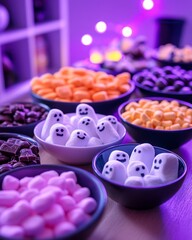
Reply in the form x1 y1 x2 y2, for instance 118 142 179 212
0 164 107 240
31 81 135 105
34 119 126 150
92 142 187 190
0 132 39 146
0 102 50 129
118 96 192 132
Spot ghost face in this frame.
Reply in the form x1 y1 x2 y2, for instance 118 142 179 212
108 150 129 166
127 161 149 178
99 115 118 129
76 104 92 116
129 143 155 171
47 123 70 145
66 129 90 147
48 109 64 123
102 160 127 184
76 131 87 140
97 122 105 132
150 153 178 182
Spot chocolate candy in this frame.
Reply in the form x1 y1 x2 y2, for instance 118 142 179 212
133 66 192 93
0 137 40 174
0 103 48 127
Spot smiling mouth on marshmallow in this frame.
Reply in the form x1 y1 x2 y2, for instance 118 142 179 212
98 126 105 132
154 166 160 170
77 135 86 140
56 133 63 137
117 158 126 163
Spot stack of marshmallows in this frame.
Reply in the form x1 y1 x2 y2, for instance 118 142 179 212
41 103 122 147
102 143 179 187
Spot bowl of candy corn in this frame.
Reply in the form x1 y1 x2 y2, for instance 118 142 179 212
92 143 187 209
0 164 107 240
118 97 192 149
31 66 135 115
34 103 126 165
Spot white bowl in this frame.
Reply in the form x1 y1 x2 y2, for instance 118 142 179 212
34 114 126 165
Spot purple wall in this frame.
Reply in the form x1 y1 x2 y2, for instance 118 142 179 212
68 0 192 64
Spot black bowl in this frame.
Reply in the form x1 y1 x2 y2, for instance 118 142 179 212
31 81 135 115
0 102 50 137
118 97 192 149
0 164 107 240
92 143 187 210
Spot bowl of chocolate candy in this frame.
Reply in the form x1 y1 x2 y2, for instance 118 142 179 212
132 66 192 103
31 66 135 115
0 102 49 137
0 164 107 240
0 133 40 174
34 103 126 165
118 97 192 149
92 143 187 210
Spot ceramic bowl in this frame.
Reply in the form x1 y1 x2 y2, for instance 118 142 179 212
0 102 49 137
0 164 107 240
31 81 135 115
92 143 187 210
34 114 126 165
118 97 192 149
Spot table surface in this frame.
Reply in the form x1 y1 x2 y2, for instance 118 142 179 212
10 94 192 240
40 135 192 240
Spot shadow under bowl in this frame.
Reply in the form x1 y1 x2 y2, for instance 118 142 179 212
31 81 135 115
34 117 126 165
0 164 107 240
118 97 192 149
92 143 187 210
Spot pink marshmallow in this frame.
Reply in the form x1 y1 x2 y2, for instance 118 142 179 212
64 178 78 195
37 227 54 239
0 200 32 225
73 187 90 203
0 190 19 207
0 206 6 215
54 221 76 237
2 175 20 191
42 203 65 226
28 175 46 190
48 176 66 189
20 188 39 202
59 195 76 212
60 171 77 182
0 225 24 239
30 192 55 214
19 177 33 188
22 215 45 236
67 208 90 226
40 170 59 181
77 197 97 214
41 185 66 198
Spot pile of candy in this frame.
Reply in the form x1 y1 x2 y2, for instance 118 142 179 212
121 99 192 130
0 103 48 127
102 143 179 187
0 170 97 239
31 67 131 102
41 103 123 147
0 137 40 174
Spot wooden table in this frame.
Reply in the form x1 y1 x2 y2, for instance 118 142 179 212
40 135 192 240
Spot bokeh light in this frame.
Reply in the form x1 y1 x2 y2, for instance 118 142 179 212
122 26 133 37
95 21 107 33
81 34 93 45
142 0 154 10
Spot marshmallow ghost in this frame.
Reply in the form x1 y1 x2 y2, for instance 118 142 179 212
143 175 163 187
150 153 179 183
102 160 127 184
96 120 119 144
70 104 98 126
41 109 65 140
98 115 119 130
127 161 149 178
124 176 144 187
129 143 155 171
108 150 129 167
88 137 103 147
65 129 90 147
45 123 70 146
77 116 98 137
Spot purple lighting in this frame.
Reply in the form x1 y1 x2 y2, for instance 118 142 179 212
95 21 107 33
122 26 132 37
142 0 154 10
81 34 93 46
